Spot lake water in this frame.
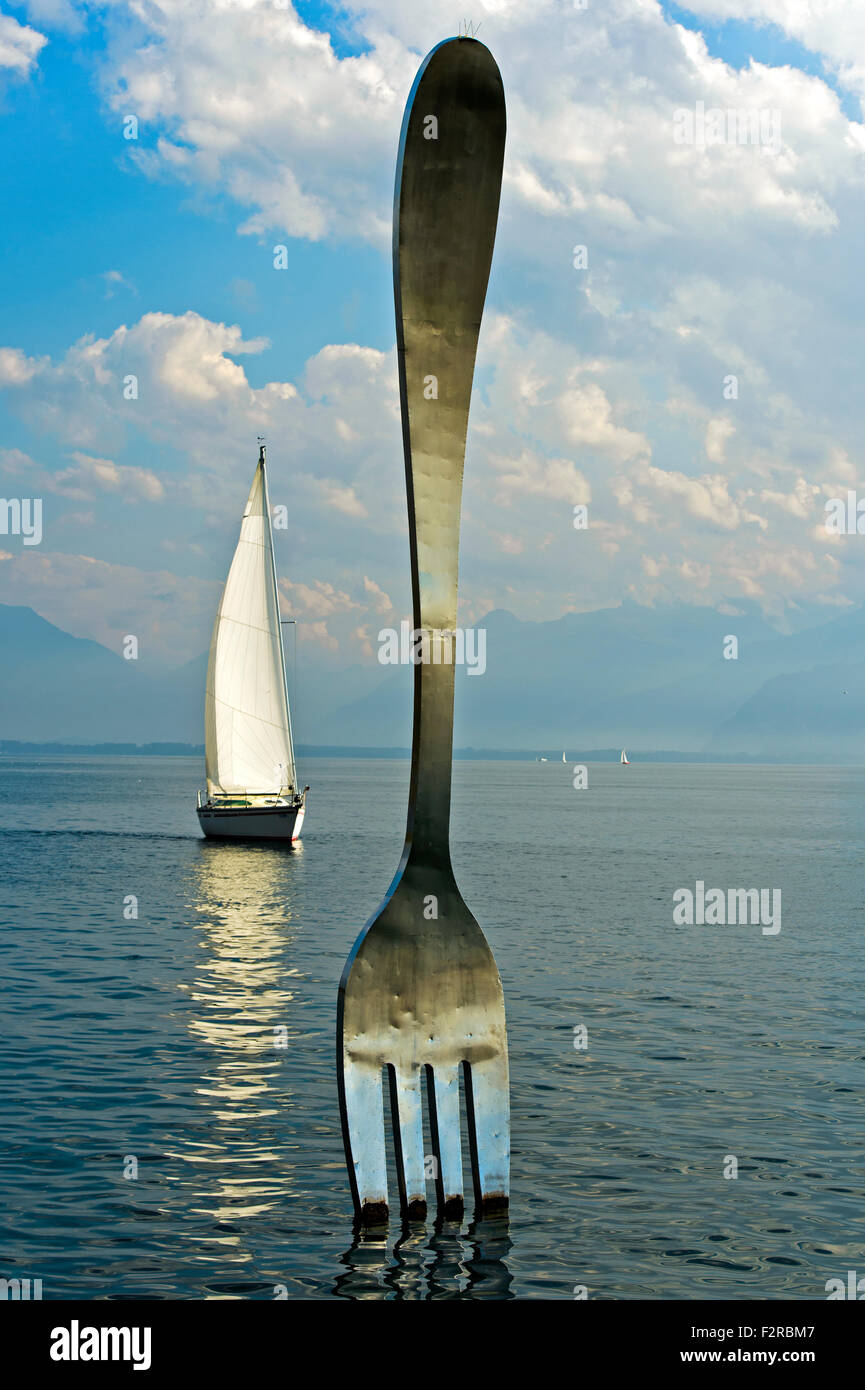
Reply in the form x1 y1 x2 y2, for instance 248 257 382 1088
1 756 863 1300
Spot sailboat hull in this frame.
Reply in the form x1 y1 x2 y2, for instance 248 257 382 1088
197 802 305 842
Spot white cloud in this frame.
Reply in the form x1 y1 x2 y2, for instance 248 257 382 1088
0 311 271 451
5 0 865 642
681 1 865 107
149 311 269 402
0 346 42 385
52 452 165 502
558 378 649 462
312 479 368 517
102 269 137 298
492 450 592 505
0 12 47 75
705 417 734 464
759 476 821 518
301 618 339 652
81 0 865 257
280 579 358 620
102 0 409 245
639 460 767 532
2 293 860 650
12 2 81 35
363 574 392 613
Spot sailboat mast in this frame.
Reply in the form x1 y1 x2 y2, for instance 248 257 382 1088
260 441 298 790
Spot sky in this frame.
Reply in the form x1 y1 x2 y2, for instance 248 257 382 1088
1 0 865 670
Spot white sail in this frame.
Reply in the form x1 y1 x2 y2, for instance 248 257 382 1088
204 458 297 799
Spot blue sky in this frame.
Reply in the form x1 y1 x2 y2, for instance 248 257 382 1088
1 0 864 665
666 5 824 79
0 13 393 389
0 3 842 370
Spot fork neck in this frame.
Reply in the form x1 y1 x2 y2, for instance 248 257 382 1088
402 441 464 869
405 666 457 870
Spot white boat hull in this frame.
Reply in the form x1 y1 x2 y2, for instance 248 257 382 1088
197 801 305 842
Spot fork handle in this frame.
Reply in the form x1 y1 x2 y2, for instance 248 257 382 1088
394 37 506 867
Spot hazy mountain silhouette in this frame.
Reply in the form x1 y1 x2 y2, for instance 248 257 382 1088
708 662 864 758
0 606 201 743
0 600 861 759
317 601 863 756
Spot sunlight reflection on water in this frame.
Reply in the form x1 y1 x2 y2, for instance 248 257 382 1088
2 756 864 1299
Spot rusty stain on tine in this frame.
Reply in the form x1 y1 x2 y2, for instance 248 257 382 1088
337 35 509 1225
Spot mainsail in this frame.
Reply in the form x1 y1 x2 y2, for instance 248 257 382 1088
204 454 297 798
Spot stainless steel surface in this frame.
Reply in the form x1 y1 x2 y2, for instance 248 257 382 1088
337 35 508 1225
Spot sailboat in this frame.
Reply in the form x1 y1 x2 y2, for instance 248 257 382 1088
562 750 567 763
620 748 630 765
196 442 308 841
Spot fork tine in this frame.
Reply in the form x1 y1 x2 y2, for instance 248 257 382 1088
387 1064 427 1220
340 1058 389 1223
426 1064 464 1220
464 1055 510 1215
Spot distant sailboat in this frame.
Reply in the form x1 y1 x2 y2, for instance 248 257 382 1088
620 748 630 765
562 750 567 763
197 442 307 841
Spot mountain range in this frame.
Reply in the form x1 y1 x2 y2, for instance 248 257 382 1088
0 600 858 760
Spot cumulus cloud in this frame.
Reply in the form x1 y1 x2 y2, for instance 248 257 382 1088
73 0 864 260
363 575 393 613
0 12 47 76
0 288 859 653
281 579 358 620
311 478 368 517
101 0 409 245
639 460 767 532
492 451 592 505
558 378 649 462
301 618 340 652
759 476 822 518
4 0 865 651
682 1 865 107
0 346 42 385
705 417 734 464
51 452 165 502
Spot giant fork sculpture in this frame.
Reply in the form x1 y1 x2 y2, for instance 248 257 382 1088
337 36 508 1225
